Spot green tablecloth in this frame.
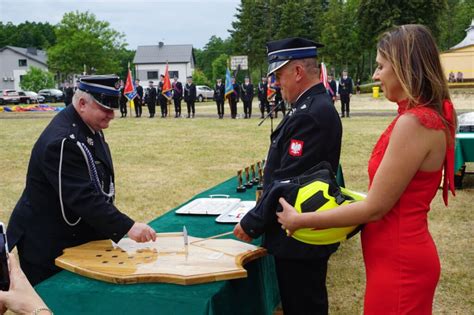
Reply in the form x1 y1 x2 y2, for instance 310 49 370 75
35 177 280 315
455 133 474 172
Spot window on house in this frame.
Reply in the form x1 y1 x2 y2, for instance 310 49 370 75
169 71 179 79
147 71 158 80
19 59 27 67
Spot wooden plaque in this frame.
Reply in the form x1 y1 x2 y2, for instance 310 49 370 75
55 232 266 285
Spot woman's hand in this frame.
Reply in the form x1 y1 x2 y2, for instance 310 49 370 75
0 254 49 314
276 198 302 236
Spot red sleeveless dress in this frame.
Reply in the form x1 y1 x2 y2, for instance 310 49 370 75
362 100 454 314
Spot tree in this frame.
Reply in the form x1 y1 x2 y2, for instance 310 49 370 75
47 11 127 77
275 0 306 39
321 0 362 78
358 0 447 49
195 36 232 81
19 67 55 92
0 21 56 49
192 69 211 86
211 54 229 82
438 0 474 50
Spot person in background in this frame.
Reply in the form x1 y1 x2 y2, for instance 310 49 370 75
172 76 183 118
241 76 254 119
229 77 240 119
144 80 157 118
157 74 168 118
119 80 128 118
214 78 225 119
258 77 269 118
184 76 196 118
134 79 143 118
338 70 353 118
276 24 456 315
63 82 74 106
327 74 337 105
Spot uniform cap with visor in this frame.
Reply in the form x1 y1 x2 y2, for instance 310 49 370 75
78 75 121 110
267 37 324 76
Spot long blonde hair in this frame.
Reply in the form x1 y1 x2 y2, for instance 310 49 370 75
377 25 453 119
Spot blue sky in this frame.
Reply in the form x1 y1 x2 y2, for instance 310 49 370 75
0 0 240 49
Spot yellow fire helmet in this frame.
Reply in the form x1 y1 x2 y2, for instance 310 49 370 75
289 180 365 245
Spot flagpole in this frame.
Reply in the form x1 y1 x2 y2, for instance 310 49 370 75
167 61 171 117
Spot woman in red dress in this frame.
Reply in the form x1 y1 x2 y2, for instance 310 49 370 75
276 24 456 314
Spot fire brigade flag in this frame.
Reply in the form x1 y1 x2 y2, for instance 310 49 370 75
162 64 173 100
224 67 234 99
267 73 276 101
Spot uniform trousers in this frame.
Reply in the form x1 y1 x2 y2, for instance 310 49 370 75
186 101 195 117
243 100 252 118
173 98 181 116
340 94 350 116
134 98 142 117
229 99 237 119
216 100 224 117
275 256 330 315
159 99 168 117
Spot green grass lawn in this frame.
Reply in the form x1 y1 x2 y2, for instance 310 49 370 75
0 98 472 314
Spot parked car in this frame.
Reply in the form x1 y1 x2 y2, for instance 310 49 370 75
38 89 64 103
18 91 45 104
195 85 214 102
0 89 20 105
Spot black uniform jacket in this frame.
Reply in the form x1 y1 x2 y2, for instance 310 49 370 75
214 84 225 102
7 105 134 267
145 86 157 105
184 83 196 102
338 77 353 95
241 83 254 102
136 85 144 99
172 81 183 100
157 81 166 101
230 83 240 102
240 83 342 259
258 82 268 101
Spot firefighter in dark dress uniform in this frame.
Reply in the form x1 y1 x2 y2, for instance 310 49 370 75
338 70 353 117
184 76 196 118
157 74 168 118
134 79 143 117
119 80 127 117
234 38 342 315
172 76 183 118
7 75 157 286
144 81 157 118
229 77 240 119
328 74 337 106
241 76 254 119
258 77 269 118
214 78 225 119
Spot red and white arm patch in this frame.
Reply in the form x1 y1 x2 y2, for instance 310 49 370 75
289 139 304 157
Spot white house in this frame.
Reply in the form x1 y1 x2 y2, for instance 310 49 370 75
133 43 195 86
0 46 48 90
